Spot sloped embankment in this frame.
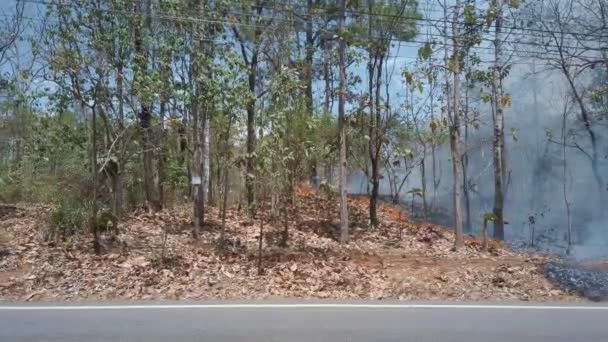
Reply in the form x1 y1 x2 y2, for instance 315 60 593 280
0 188 584 302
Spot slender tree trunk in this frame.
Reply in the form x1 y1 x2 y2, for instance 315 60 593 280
338 0 349 243
139 104 161 212
304 0 314 113
192 86 202 239
367 0 377 228
257 193 265 275
134 0 160 212
90 105 101 254
199 96 210 226
442 3 452 220
561 103 572 255
492 0 505 240
208 122 214 206
112 62 125 234
219 162 229 245
191 35 202 238
246 52 258 218
450 1 464 250
430 77 439 211
158 100 167 207
323 38 331 115
218 116 233 246
305 0 318 185
421 154 428 220
530 61 541 211
463 76 471 234
370 53 384 228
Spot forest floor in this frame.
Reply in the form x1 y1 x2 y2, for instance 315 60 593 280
0 186 585 302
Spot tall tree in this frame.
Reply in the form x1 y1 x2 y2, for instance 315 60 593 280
491 0 506 240
230 0 272 218
133 0 161 212
337 0 349 243
448 0 464 250
359 0 418 228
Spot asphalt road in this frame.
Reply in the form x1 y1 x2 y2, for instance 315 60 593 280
0 302 607 341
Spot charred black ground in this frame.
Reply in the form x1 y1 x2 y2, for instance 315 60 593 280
545 262 608 302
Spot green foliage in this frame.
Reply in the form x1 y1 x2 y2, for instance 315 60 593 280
348 0 420 52
418 42 433 60
507 0 521 9
0 109 88 203
483 212 498 222
480 92 492 103
51 195 89 236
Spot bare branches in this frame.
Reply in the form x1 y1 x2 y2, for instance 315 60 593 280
0 0 25 67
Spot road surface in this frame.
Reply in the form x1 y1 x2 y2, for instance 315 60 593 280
0 302 607 341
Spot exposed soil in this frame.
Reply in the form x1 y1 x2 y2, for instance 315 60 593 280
0 187 584 302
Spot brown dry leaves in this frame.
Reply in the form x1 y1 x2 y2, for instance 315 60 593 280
0 193 582 302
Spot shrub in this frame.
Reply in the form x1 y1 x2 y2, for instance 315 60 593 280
51 196 89 237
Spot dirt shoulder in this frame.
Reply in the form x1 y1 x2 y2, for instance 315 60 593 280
0 189 581 302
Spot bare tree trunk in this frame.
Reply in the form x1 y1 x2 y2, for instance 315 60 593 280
257 193 265 275
338 0 349 243
421 155 428 220
134 0 161 213
246 54 258 218
198 101 210 227
482 217 488 251
430 78 439 211
463 76 471 234
305 0 318 185
370 54 385 228
219 164 229 245
304 0 314 113
139 105 161 212
529 61 541 212
112 62 125 235
323 38 331 115
208 123 214 206
192 0 205 238
90 105 101 254
192 88 202 239
561 102 573 255
218 116 233 246
492 0 505 240
450 1 464 250
367 0 377 228
158 100 167 207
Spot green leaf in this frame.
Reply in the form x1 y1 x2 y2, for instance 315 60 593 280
403 70 414 85
480 92 492 103
483 212 498 221
418 42 433 60
464 5 476 25
507 0 521 9
511 127 519 142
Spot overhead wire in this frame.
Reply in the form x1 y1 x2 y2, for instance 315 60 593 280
17 1 602 61
14 0 607 64
6 12 583 63
23 0 608 40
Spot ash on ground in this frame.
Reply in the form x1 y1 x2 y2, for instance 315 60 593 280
545 262 608 301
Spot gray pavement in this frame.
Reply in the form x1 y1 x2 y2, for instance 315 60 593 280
0 302 607 341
